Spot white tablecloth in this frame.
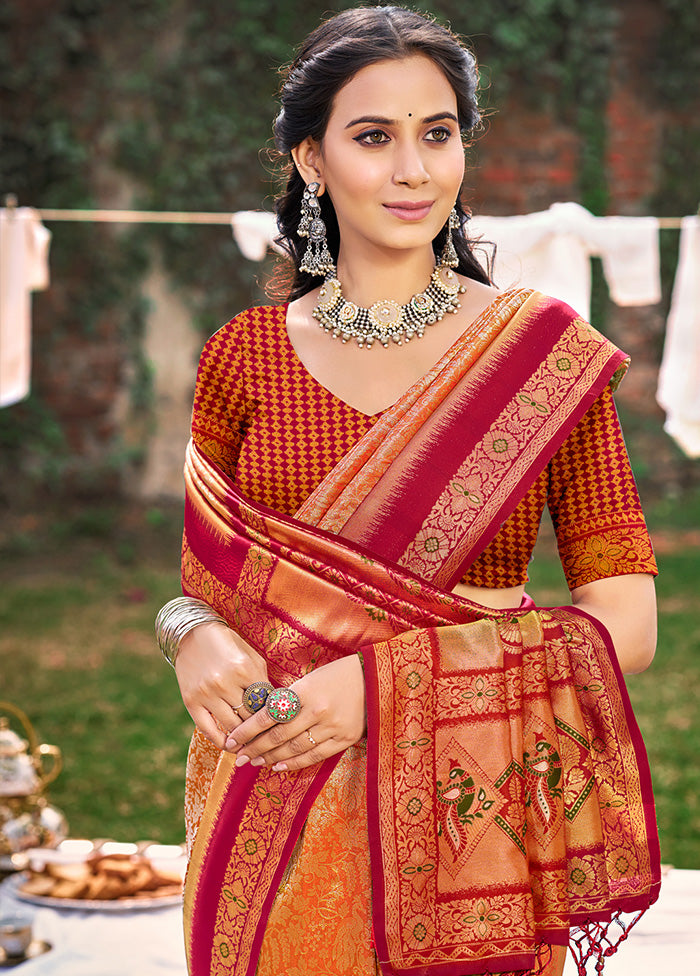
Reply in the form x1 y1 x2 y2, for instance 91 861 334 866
2 868 698 974
0 876 186 974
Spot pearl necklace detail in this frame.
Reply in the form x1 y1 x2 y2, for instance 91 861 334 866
312 263 466 348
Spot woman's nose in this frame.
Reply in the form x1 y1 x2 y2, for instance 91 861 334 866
392 142 429 187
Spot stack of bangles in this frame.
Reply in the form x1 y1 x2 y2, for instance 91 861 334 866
154 597 303 724
154 596 228 667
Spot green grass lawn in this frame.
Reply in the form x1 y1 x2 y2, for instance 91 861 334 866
0 505 188 845
1 502 699 866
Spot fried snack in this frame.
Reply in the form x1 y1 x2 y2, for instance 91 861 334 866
20 851 184 902
45 862 91 882
48 877 91 899
20 875 56 897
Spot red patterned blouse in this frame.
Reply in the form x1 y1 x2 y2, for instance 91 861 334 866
191 304 657 590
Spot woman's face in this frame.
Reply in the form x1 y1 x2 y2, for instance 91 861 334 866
311 55 465 261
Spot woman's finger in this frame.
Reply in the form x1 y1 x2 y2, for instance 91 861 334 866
207 695 245 734
268 727 324 768
270 736 332 773
187 703 229 750
186 692 250 748
225 705 287 754
225 687 303 754
227 697 252 723
238 727 324 769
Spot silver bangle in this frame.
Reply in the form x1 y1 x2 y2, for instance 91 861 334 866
155 597 228 667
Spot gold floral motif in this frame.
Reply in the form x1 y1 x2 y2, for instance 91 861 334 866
450 478 483 508
516 388 550 417
460 675 500 712
463 899 502 939
484 432 516 461
401 846 435 892
414 527 449 562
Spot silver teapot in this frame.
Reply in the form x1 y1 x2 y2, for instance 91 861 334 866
0 702 68 857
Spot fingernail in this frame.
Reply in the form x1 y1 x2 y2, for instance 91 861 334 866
235 754 250 767
272 762 288 772
250 757 265 767
225 738 239 752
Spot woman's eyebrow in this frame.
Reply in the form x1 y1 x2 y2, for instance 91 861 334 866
345 111 458 129
422 112 459 125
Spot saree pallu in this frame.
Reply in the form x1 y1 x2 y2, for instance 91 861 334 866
181 290 660 976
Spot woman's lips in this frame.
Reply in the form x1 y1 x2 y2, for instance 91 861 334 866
383 201 434 221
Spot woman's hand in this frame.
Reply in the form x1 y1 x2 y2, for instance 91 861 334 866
224 655 366 772
174 622 269 749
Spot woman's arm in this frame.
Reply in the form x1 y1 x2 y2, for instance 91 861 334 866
570 572 657 674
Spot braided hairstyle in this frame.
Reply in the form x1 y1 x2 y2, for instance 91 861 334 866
271 5 491 301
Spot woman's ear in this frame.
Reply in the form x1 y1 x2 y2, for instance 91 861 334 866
291 137 324 191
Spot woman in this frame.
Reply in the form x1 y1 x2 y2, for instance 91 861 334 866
156 7 660 976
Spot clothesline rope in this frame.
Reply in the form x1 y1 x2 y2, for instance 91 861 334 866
36 208 686 229
0 198 689 229
37 208 235 225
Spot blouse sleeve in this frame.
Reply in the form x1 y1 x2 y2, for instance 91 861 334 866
190 314 248 480
547 385 658 588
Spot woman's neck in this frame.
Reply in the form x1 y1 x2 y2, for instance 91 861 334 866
334 244 437 308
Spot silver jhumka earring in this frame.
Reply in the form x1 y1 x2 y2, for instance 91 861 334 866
298 181 336 277
439 207 460 268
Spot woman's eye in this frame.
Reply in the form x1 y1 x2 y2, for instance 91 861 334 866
426 126 452 143
355 129 390 146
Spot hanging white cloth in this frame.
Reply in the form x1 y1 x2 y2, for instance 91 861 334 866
656 216 700 458
0 207 51 408
230 211 286 261
468 202 661 320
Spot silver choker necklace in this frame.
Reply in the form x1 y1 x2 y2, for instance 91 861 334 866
312 263 466 348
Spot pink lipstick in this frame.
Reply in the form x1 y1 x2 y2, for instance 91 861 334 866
383 200 434 221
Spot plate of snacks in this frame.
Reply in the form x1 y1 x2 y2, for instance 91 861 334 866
9 841 186 911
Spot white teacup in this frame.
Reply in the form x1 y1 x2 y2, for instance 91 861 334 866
0 911 34 958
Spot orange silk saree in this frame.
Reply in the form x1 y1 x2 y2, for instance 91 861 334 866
181 290 660 976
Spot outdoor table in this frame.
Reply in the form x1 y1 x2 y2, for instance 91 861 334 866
0 874 186 974
1 868 698 974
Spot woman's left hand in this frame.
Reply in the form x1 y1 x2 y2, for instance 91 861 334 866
224 655 366 772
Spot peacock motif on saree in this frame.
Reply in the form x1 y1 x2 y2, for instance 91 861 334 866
436 762 495 857
523 739 563 832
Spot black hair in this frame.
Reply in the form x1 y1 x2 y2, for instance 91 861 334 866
271 5 491 300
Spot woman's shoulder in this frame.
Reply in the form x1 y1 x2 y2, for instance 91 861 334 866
201 303 288 353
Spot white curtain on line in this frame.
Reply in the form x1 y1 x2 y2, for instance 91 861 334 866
0 207 51 408
656 215 700 459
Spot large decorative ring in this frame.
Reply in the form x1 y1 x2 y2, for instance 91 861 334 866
242 682 274 714
265 687 302 724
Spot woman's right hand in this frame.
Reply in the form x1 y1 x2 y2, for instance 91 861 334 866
174 622 268 749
